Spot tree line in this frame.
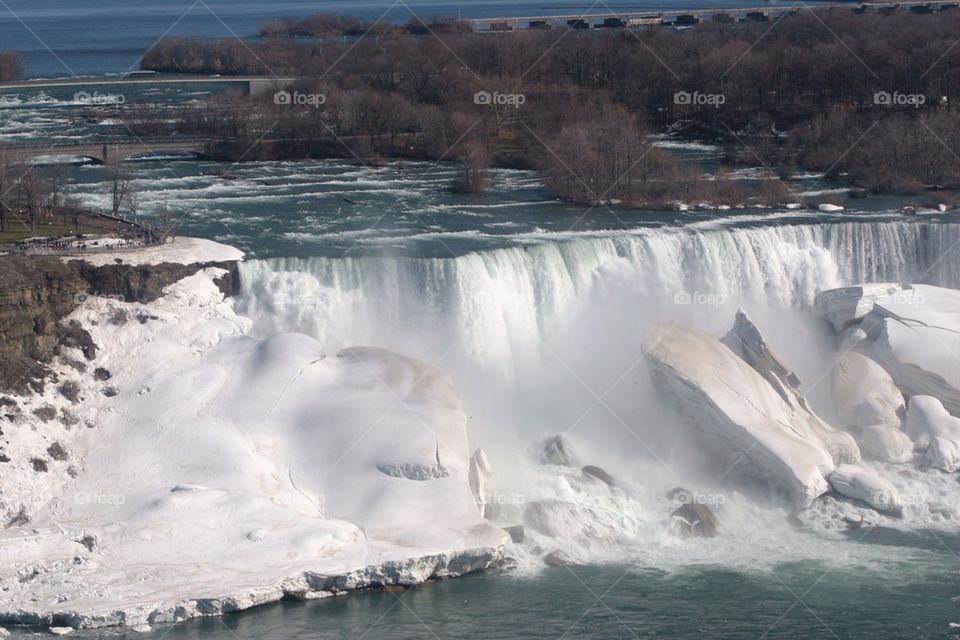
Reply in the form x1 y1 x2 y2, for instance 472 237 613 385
136 10 960 204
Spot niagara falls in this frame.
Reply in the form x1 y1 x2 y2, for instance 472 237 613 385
3 1 960 638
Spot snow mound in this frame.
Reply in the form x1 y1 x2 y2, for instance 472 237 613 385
828 463 903 515
831 351 905 430
0 268 503 630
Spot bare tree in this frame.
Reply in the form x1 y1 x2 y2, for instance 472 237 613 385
105 160 136 216
452 140 490 193
16 168 50 235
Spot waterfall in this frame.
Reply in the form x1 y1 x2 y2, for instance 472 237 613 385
234 218 960 498
236 221 960 361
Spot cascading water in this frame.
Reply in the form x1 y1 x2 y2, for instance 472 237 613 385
236 220 960 370
235 218 960 567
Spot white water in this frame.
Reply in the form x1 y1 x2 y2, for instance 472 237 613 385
235 220 960 565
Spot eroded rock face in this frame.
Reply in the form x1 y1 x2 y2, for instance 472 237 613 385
0 253 239 394
828 464 903 515
645 323 846 509
722 309 802 403
831 352 905 430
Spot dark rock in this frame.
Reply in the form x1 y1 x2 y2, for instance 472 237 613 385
30 458 49 472
666 487 692 502
543 550 576 567
93 367 112 381
6 506 30 528
73 532 97 552
102 386 119 398
108 308 129 325
47 442 69 461
538 435 577 466
60 409 79 428
135 312 159 324
504 525 525 543
671 503 719 538
58 320 97 361
582 465 616 487
61 357 87 374
32 405 58 422
59 380 81 403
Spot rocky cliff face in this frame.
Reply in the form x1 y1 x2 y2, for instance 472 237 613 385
0 254 238 394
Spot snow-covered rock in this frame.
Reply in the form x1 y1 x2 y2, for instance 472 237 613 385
721 311 860 465
814 283 903 332
818 284 960 414
859 425 913 464
644 323 838 508
0 269 505 630
722 309 802 401
926 437 960 473
828 464 903 515
818 203 845 212
905 395 960 450
906 396 960 471
831 352 904 430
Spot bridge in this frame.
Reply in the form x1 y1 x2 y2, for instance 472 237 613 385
0 74 295 97
465 1 960 29
0 139 211 165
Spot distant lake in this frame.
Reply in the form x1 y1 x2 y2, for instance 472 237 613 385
1 0 836 78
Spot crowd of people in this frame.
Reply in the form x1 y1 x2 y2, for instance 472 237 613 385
12 226 165 255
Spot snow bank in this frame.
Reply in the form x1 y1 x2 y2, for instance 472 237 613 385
0 268 504 630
